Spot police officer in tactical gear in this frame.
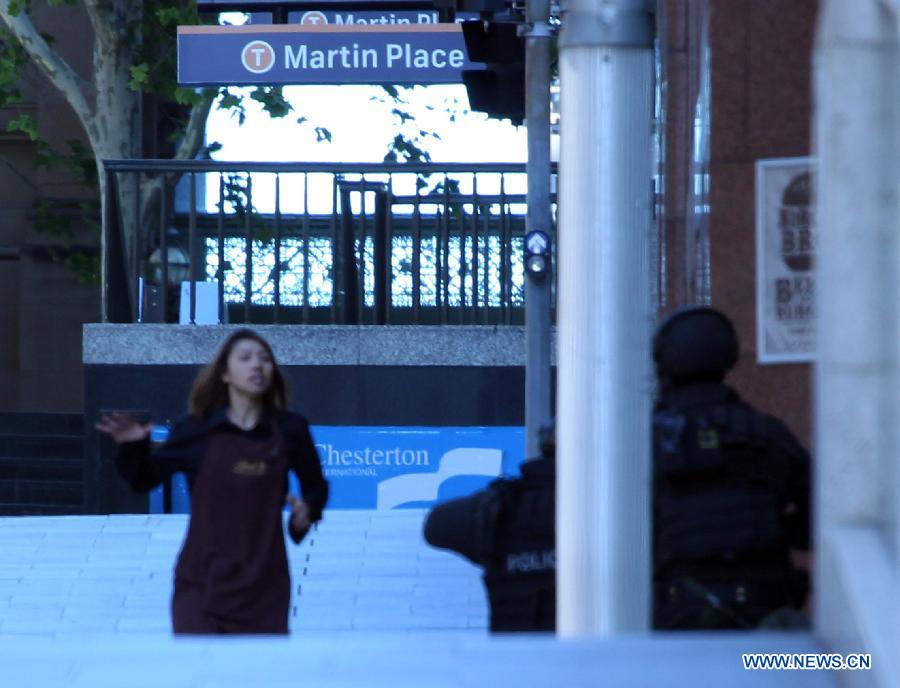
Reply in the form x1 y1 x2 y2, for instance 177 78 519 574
423 424 555 632
652 306 812 630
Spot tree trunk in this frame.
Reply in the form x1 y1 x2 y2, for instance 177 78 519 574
92 0 142 320
2 0 219 321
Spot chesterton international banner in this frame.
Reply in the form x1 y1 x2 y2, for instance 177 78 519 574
177 24 478 86
153 426 525 512
308 426 524 509
755 157 815 363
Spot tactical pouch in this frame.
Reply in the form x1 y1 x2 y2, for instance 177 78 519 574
656 489 784 563
654 411 725 476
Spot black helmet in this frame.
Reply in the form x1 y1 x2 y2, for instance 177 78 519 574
653 306 739 380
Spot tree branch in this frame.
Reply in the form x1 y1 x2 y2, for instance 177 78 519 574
83 0 125 49
138 95 216 244
161 96 215 202
175 95 214 161
0 0 95 141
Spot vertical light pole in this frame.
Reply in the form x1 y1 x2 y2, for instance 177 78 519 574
524 0 554 460
556 0 656 635
814 1 899 682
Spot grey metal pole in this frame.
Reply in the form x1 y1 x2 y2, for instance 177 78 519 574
525 0 553 459
556 0 655 635
814 1 899 683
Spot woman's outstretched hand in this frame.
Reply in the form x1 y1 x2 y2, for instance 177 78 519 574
286 494 311 533
95 413 152 445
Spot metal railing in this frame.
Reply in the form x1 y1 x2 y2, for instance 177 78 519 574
103 160 557 325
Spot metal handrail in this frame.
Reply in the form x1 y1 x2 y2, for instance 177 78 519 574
102 159 557 326
103 159 537 173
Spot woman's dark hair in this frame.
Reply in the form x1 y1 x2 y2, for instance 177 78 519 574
189 329 288 418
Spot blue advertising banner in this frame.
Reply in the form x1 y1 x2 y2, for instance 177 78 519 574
309 426 525 508
150 426 526 513
177 24 478 86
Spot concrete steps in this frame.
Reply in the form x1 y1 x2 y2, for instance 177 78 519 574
0 510 838 688
0 412 84 515
0 509 487 635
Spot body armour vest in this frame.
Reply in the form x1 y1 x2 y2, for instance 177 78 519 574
481 463 555 632
653 399 799 627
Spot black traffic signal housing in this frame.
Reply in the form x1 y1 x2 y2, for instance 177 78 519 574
460 20 525 124
431 0 509 22
524 230 551 280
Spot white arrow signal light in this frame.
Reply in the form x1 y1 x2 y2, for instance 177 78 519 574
526 231 549 255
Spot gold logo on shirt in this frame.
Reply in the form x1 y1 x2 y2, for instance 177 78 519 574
233 460 268 476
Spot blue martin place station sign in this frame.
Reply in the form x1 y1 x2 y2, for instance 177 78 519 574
178 23 480 86
290 9 441 25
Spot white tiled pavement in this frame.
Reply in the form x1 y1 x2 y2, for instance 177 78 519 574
0 511 837 688
0 509 488 636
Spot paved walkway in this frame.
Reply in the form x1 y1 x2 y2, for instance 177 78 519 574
1 632 836 688
0 509 487 635
0 511 838 688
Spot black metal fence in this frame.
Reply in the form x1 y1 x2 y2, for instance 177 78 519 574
102 160 557 325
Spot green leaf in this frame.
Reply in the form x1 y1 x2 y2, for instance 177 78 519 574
33 141 59 171
64 253 101 286
391 108 413 124
386 133 432 164
64 139 97 189
35 200 74 241
202 141 223 159
155 7 185 27
6 113 38 141
250 86 293 118
129 62 150 91
6 0 25 17
381 85 400 100
218 92 242 110
174 87 204 106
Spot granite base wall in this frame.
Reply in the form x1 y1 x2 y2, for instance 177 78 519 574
83 325 553 514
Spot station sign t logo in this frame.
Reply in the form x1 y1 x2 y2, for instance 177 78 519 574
241 40 276 74
300 11 328 25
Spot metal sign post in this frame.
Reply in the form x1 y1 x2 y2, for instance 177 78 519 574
524 0 553 460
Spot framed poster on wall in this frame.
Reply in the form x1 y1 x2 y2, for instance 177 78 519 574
756 157 815 364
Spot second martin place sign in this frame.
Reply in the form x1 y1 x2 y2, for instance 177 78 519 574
177 24 480 86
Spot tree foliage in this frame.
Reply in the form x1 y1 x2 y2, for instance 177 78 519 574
0 0 439 292
0 1 309 287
